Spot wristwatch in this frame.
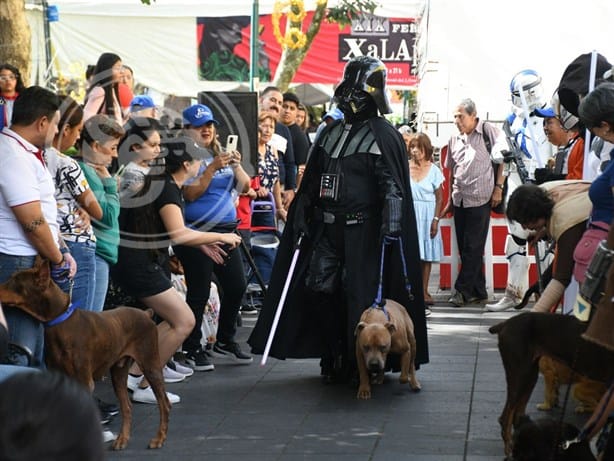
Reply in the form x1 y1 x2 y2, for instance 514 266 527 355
495 183 505 190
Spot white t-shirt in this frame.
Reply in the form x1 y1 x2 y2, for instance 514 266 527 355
0 128 59 255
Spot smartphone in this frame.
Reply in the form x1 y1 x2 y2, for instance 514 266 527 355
226 134 238 153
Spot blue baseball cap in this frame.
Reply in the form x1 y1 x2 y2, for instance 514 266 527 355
182 104 219 127
129 95 156 112
534 106 556 118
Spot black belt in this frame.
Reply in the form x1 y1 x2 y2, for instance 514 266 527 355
313 208 372 226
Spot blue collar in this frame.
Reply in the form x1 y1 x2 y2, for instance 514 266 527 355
45 302 79 327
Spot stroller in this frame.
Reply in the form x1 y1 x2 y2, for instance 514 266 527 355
240 192 280 312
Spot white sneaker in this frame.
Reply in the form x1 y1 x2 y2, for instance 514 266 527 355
163 365 186 383
485 295 520 312
131 386 180 404
127 374 143 391
102 430 117 443
169 359 194 377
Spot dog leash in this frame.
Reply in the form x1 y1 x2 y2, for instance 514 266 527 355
371 236 414 318
554 335 583 458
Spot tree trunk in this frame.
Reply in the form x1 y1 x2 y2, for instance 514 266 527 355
273 2 327 91
0 0 31 84
274 49 308 92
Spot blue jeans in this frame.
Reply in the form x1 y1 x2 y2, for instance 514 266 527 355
0 253 44 367
0 365 39 382
66 240 97 311
92 255 109 312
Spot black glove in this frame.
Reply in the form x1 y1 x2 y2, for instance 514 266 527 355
291 194 311 241
501 150 515 164
534 168 549 184
50 256 71 285
381 197 403 238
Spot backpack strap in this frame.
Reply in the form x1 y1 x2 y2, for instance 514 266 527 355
482 121 492 155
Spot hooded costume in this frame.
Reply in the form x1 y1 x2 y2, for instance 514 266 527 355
248 57 429 377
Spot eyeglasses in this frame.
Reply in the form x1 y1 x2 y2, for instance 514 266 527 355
0 75 16 82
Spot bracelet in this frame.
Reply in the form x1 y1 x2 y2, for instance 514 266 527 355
496 183 505 190
433 216 440 222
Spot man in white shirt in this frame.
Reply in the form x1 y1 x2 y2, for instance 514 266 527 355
0 86 76 366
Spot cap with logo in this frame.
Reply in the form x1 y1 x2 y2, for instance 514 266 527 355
182 104 219 127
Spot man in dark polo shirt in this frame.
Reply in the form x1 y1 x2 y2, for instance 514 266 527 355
281 92 310 190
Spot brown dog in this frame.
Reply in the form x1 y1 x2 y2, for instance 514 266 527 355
354 299 421 399
489 312 614 457
537 356 606 413
0 257 170 450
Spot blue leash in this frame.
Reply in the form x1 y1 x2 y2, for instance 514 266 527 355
371 236 414 316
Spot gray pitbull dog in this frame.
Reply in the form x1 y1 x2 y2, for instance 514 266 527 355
354 299 421 399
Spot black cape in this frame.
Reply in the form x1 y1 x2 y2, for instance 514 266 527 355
248 117 429 367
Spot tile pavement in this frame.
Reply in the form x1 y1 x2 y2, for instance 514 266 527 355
98 288 590 460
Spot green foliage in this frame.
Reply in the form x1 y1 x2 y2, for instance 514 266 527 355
326 0 380 28
140 0 154 4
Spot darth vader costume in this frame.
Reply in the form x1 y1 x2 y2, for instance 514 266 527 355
248 56 429 379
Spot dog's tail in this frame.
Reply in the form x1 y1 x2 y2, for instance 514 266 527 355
514 285 534 310
488 321 506 334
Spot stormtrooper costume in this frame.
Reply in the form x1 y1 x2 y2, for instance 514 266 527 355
486 70 554 312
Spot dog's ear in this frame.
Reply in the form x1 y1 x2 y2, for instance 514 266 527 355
354 322 367 336
34 257 52 291
385 323 396 335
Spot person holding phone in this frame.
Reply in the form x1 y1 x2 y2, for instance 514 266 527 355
173 104 253 371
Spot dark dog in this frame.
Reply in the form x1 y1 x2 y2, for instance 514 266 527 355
0 257 170 450
489 312 614 457
511 415 595 461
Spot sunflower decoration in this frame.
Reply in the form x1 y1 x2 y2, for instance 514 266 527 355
272 0 314 50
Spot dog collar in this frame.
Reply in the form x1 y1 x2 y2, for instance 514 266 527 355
45 302 79 327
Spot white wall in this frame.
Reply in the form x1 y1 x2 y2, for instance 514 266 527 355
416 0 614 146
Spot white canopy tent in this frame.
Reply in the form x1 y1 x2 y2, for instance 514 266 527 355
25 0 425 103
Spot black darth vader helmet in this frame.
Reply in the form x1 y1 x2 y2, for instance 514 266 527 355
333 56 392 117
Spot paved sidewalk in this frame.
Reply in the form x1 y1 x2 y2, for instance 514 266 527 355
99 296 589 461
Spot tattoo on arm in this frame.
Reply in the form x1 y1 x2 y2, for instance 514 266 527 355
23 216 46 233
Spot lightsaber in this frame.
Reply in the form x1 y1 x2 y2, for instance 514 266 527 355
260 234 303 366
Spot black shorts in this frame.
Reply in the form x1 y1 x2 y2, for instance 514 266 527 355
113 255 172 299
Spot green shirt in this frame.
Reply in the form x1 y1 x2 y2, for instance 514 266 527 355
79 162 120 264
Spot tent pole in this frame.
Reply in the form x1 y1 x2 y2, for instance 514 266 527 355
249 1 259 92
42 0 52 83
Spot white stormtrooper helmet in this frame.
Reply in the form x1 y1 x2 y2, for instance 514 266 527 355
510 69 545 111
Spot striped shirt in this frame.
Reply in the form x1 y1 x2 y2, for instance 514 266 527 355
446 119 498 208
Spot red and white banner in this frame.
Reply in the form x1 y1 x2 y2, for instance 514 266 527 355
197 13 418 87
